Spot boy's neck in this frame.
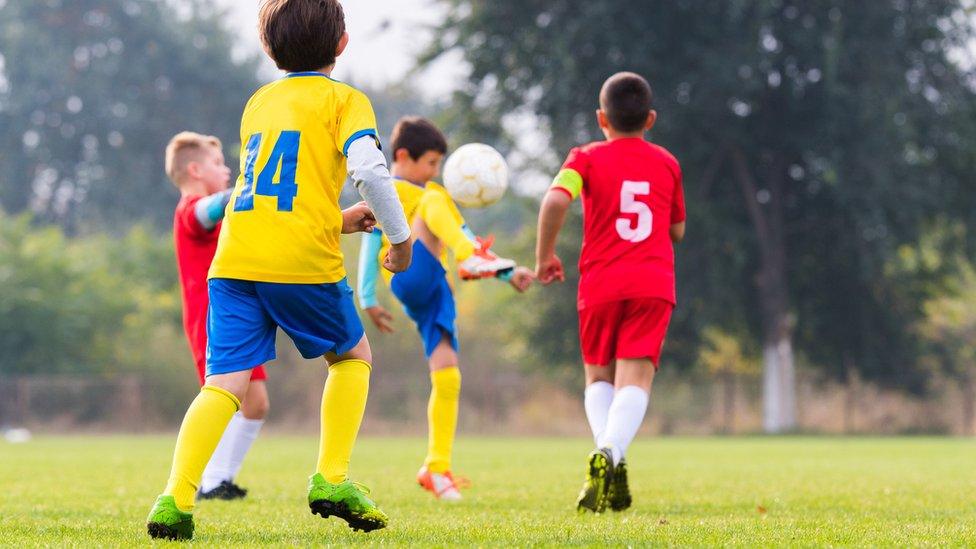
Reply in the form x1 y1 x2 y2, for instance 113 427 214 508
605 129 646 141
312 64 336 77
179 180 210 197
390 166 426 187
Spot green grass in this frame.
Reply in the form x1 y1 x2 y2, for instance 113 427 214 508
1 436 975 546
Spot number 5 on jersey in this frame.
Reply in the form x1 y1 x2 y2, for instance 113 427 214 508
617 180 652 243
235 131 300 212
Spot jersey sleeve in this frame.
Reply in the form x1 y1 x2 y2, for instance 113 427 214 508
175 196 210 240
336 89 380 157
550 147 589 200
416 190 476 261
671 165 686 224
357 228 384 309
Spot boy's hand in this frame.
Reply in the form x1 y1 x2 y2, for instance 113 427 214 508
341 202 377 234
536 254 565 285
509 266 536 293
365 305 395 333
384 240 413 273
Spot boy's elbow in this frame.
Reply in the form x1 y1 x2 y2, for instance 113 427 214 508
543 188 573 212
670 222 686 243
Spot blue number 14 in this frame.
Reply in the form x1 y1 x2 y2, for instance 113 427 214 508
234 131 300 212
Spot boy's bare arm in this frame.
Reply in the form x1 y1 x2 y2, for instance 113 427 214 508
535 189 572 285
670 221 686 243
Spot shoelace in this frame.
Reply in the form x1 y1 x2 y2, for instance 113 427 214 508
351 481 372 495
441 472 472 492
474 235 497 258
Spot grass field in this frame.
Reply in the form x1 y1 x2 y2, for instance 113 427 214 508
1 436 975 546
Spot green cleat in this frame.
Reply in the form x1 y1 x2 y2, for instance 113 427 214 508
308 473 388 532
608 458 632 511
146 495 194 540
576 448 614 514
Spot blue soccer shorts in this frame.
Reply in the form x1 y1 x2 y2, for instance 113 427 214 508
206 278 365 376
390 240 459 358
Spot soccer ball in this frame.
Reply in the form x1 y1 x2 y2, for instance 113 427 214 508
442 143 509 208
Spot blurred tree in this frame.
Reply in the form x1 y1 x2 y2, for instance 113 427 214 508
917 261 976 435
0 213 181 375
428 0 976 432
698 327 760 434
0 0 260 231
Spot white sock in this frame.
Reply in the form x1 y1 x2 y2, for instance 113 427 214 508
597 385 649 465
200 412 264 492
584 381 615 445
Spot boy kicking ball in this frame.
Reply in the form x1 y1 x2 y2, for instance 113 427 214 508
357 117 534 501
535 72 686 514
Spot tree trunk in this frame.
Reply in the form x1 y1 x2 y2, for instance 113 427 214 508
723 371 735 434
731 147 797 433
962 375 975 436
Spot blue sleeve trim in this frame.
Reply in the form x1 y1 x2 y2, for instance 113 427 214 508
357 228 384 309
461 224 479 246
343 129 380 157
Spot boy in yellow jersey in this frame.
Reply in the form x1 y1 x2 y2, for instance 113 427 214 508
357 117 534 501
146 0 412 540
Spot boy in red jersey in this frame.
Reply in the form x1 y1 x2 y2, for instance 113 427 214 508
535 72 686 514
166 132 269 501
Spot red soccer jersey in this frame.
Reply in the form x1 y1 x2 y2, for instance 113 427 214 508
173 195 220 371
556 138 685 309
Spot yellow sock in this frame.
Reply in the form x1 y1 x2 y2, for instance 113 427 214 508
163 385 240 511
317 359 371 483
425 366 461 474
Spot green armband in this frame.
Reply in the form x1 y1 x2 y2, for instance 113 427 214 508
551 169 583 199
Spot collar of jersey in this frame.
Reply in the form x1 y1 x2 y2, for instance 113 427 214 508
393 176 427 189
284 71 339 81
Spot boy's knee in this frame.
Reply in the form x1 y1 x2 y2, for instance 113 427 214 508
204 371 252 403
241 396 270 420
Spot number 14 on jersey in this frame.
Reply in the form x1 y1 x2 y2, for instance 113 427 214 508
234 131 301 212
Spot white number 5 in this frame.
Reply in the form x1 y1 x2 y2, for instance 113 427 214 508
616 181 652 243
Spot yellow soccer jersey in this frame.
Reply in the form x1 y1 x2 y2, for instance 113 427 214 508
377 180 465 283
209 72 380 283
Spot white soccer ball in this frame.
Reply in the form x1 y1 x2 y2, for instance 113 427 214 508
442 143 509 208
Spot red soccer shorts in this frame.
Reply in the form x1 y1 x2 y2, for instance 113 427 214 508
579 297 674 368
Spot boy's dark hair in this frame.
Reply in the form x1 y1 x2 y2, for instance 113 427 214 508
390 117 448 160
259 0 345 73
599 72 654 133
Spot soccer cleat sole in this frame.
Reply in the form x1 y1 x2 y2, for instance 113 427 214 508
147 521 192 541
309 500 386 533
576 452 613 514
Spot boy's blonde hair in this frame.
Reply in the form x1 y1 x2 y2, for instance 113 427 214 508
165 131 222 186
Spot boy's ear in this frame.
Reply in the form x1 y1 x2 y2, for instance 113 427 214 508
393 147 411 163
336 32 349 57
596 109 610 130
185 160 201 179
645 110 657 131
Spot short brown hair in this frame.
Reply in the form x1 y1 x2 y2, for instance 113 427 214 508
258 0 345 73
165 132 221 186
390 117 448 160
600 72 654 133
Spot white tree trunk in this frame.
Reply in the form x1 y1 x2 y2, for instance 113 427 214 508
762 336 797 433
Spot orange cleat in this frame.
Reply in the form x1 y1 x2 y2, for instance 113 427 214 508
416 466 471 502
